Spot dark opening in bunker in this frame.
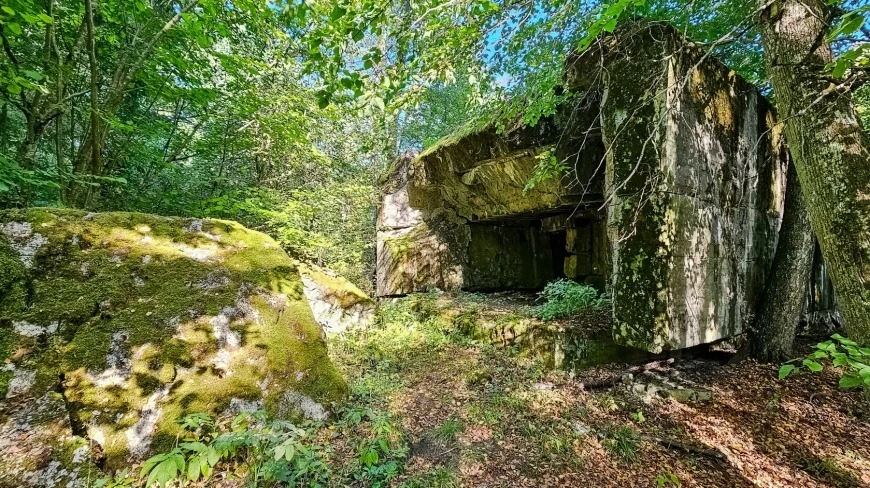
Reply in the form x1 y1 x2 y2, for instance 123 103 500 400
463 211 608 293
549 230 568 279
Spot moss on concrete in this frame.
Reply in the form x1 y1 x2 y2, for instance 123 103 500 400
0 208 347 473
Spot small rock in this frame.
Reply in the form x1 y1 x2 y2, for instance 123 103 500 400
665 388 714 403
573 422 591 435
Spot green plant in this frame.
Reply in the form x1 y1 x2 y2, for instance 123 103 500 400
792 452 861 488
601 425 642 463
779 334 870 403
136 411 331 487
532 279 607 321
339 406 408 487
630 409 645 423
399 467 460 488
91 469 136 488
656 469 682 487
432 418 464 443
523 149 569 194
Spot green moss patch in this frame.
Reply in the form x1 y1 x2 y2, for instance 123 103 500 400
0 208 347 472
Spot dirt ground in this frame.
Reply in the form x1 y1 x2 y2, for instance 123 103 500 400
387 346 869 487
334 294 870 488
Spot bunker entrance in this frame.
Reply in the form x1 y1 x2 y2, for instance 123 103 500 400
464 210 608 293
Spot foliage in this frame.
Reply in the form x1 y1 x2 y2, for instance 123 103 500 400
533 279 608 321
99 405 408 488
779 334 870 403
341 406 408 486
523 149 568 195
399 467 460 488
432 418 464 443
826 3 870 79
656 469 682 487
601 424 642 463
132 411 331 487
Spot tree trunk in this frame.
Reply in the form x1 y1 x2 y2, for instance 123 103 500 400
63 1 198 208
759 0 870 344
16 115 48 170
15 129 38 169
750 163 814 361
70 0 102 208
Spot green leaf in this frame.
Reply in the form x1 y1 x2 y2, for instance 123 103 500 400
187 456 201 482
6 22 21 35
778 363 796 380
330 5 347 20
316 91 331 109
207 446 220 466
831 14 865 39
1 6 14 15
180 441 207 453
37 13 53 24
802 359 823 372
839 374 862 388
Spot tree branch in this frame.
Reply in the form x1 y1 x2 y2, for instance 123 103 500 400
0 24 19 66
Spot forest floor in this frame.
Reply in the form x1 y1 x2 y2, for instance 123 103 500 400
328 293 870 488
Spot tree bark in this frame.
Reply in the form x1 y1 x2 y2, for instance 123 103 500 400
750 163 814 361
759 0 870 344
73 0 101 208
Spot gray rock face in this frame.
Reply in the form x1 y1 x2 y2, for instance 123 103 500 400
298 263 376 334
376 21 837 353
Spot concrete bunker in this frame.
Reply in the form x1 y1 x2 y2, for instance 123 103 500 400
376 22 838 354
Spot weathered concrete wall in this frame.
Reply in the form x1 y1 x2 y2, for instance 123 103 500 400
584 23 787 352
466 223 554 290
406 101 604 221
563 218 609 289
377 152 469 296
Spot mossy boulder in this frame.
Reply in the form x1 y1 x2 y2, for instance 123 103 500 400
0 209 347 483
298 263 375 333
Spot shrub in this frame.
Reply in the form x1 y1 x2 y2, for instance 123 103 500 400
779 333 870 405
533 279 607 321
102 407 408 488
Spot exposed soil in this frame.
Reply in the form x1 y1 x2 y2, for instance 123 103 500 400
389 346 868 487
335 293 870 488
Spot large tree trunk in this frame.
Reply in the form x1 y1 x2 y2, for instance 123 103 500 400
750 163 814 361
759 0 870 344
15 123 39 169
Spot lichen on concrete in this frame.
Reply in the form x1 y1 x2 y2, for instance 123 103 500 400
0 208 348 479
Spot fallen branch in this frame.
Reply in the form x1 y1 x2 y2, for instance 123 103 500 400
644 435 724 460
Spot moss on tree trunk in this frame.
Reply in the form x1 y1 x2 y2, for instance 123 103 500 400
760 0 870 344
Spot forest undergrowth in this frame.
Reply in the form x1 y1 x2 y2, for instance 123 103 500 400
99 294 870 487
